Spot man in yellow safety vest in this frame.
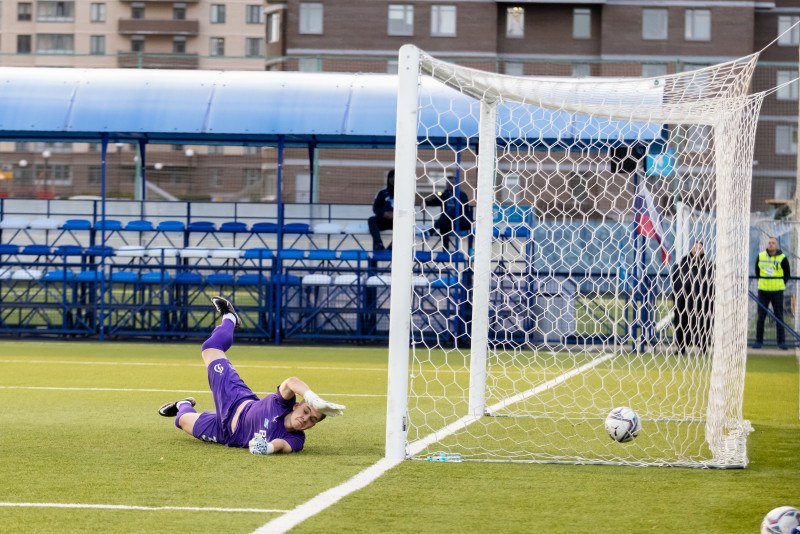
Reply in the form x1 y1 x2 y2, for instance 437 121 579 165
753 236 791 349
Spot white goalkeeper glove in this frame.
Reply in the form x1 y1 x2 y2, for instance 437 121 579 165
248 433 274 455
303 390 346 416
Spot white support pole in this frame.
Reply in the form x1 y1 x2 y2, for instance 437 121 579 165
385 44 421 461
468 100 498 416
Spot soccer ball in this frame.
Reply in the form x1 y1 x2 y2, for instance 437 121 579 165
761 506 800 534
604 406 641 443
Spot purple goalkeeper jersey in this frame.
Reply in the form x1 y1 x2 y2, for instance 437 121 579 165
229 386 306 452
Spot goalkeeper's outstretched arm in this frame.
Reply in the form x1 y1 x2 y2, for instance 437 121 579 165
279 377 346 417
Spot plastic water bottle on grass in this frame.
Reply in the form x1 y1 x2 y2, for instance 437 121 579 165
426 452 462 462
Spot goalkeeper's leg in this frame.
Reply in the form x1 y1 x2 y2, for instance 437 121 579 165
201 304 237 367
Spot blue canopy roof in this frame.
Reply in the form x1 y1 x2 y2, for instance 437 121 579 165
0 67 660 148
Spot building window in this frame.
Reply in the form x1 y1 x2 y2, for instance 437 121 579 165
298 56 319 72
208 145 224 155
685 9 710 41
131 35 144 52
299 3 323 34
173 36 186 54
642 8 668 40
387 60 398 74
776 124 798 155
173 3 186 20
267 13 281 43
505 61 523 76
17 35 32 54
431 5 456 37
778 16 800 46
246 5 264 24
775 179 796 201
642 63 667 78
684 124 711 153
572 63 591 77
244 168 261 186
573 8 591 39
88 166 102 185
90 35 105 55
131 3 145 19
37 1 75 22
36 33 74 54
90 3 105 23
506 7 524 38
777 71 799 101
209 168 223 188
211 4 226 24
243 146 259 156
18 3 32 21
210 37 225 56
245 37 264 57
388 4 414 36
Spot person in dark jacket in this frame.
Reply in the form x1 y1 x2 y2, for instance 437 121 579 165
753 236 791 349
367 170 394 251
671 241 715 354
427 174 472 250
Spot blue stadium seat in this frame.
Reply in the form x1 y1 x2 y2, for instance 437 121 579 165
371 250 392 261
111 271 138 283
84 245 114 256
53 245 83 256
188 221 216 232
414 251 432 262
156 220 185 232
21 244 51 255
141 272 171 283
307 249 337 260
274 274 300 284
175 272 203 284
76 270 103 281
43 270 75 281
276 249 306 260
435 251 464 263
339 250 368 260
93 219 122 231
504 226 530 238
207 273 235 285
62 219 92 230
283 223 310 234
243 248 273 259
219 221 248 233
431 276 459 288
125 220 154 232
251 222 279 233
238 273 269 284
0 244 19 255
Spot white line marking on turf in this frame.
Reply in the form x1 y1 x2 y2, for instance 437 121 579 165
0 360 387 372
253 352 615 534
407 352 615 456
251 458 402 534
0 502 287 513
0 386 384 397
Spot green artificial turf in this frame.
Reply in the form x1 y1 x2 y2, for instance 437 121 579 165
0 341 797 533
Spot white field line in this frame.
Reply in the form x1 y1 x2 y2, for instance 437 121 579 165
407 352 615 457
253 352 615 534
0 360 387 372
0 386 382 398
0 502 287 513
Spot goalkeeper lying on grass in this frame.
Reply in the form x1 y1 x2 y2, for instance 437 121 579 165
158 296 345 455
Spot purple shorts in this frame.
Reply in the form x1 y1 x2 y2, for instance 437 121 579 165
191 358 258 446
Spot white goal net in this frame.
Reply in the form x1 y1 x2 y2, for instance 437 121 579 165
386 45 765 468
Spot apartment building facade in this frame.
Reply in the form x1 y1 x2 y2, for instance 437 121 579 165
0 0 795 212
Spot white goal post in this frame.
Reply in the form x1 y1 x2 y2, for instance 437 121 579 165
386 44 765 467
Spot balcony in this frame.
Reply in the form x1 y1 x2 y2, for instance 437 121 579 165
118 18 199 36
117 52 199 69
119 0 199 3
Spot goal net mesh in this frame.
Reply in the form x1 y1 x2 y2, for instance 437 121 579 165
396 46 764 467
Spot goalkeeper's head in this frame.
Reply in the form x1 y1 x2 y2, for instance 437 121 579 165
285 400 326 432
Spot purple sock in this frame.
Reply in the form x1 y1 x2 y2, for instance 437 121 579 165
175 402 197 429
201 320 234 353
